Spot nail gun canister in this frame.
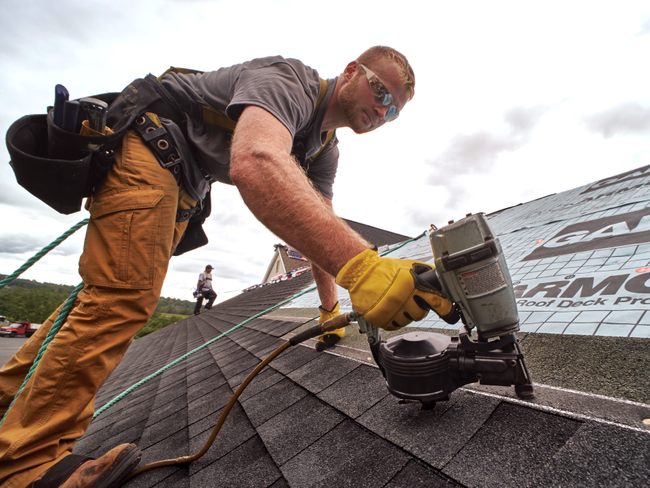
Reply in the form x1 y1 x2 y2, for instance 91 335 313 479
429 213 519 338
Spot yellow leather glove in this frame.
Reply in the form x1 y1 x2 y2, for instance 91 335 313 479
336 249 457 331
318 301 341 324
315 302 345 352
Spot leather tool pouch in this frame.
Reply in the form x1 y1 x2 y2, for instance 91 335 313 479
7 76 212 255
6 93 123 214
173 188 211 256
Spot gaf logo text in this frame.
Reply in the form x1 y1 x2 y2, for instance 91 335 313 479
523 206 650 261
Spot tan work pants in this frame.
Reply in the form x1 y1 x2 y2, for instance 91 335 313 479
0 130 196 487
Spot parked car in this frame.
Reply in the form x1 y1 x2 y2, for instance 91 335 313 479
0 322 41 338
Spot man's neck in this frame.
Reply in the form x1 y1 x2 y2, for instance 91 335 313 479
321 77 347 132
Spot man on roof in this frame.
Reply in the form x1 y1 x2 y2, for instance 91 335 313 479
0 46 456 487
194 264 217 315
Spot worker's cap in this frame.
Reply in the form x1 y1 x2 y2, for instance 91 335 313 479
206 265 213 269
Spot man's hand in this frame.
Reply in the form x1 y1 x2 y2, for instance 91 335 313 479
336 249 458 331
315 301 345 351
318 301 341 324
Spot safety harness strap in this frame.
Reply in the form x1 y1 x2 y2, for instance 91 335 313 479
130 112 202 222
145 67 334 223
158 67 332 160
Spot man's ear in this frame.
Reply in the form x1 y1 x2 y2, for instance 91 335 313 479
343 61 359 81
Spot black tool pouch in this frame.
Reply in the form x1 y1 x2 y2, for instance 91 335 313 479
173 188 211 256
6 93 123 214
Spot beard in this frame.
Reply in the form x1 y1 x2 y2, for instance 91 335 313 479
338 75 373 134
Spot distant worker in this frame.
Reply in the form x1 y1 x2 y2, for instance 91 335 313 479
194 265 217 315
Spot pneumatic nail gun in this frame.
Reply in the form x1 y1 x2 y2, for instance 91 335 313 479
332 212 535 409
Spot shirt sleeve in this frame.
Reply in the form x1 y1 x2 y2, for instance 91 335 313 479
225 63 316 138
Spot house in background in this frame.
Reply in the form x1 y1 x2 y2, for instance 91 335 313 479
261 219 412 283
262 244 311 283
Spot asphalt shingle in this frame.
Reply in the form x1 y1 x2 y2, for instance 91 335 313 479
442 402 582 487
68 165 650 487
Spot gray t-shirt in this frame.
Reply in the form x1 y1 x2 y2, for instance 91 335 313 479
160 56 339 199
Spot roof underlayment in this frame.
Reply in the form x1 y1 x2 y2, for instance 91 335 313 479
76 164 650 487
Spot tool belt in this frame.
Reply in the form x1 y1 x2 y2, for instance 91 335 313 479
6 76 211 255
7 91 121 215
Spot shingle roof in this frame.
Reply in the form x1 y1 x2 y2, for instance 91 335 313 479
344 219 412 247
72 165 650 487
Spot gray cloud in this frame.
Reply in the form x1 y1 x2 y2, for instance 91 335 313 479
0 233 82 257
581 102 650 139
0 235 46 255
426 104 551 187
0 185 50 210
417 104 552 227
404 205 448 231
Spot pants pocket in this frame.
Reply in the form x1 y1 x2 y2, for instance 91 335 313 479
80 188 165 289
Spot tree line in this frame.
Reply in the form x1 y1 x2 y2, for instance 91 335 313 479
0 275 195 337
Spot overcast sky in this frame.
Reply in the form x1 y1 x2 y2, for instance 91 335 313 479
1 0 649 305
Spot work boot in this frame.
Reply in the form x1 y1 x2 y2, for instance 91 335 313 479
30 443 141 488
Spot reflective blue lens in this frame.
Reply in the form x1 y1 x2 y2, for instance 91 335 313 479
385 105 399 122
360 64 400 122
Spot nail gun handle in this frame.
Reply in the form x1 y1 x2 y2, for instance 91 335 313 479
416 269 444 293
414 268 462 324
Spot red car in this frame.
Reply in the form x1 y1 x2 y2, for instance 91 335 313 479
0 321 40 338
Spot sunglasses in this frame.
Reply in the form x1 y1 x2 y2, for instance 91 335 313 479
359 64 400 122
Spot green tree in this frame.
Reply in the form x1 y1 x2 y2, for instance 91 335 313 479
0 275 194 326
0 288 68 323
135 313 185 339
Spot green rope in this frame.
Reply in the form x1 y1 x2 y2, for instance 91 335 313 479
92 283 319 419
93 235 420 419
0 219 88 426
0 282 84 427
0 216 422 423
0 219 88 291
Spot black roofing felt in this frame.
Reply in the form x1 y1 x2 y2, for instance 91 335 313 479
72 268 650 488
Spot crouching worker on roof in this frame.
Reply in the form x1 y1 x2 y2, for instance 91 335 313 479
0 46 458 487
194 264 217 315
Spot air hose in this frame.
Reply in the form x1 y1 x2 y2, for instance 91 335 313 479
120 313 353 484
0 215 417 477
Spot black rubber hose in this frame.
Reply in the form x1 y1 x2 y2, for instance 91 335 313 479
120 313 353 485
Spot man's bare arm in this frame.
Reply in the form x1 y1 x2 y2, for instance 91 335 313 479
312 262 338 309
229 106 370 277
310 197 339 310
